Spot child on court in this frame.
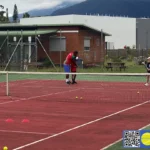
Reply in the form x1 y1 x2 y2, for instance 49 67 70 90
145 57 150 86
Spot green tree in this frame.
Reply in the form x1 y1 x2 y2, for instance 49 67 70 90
0 5 4 9
23 12 30 18
13 4 18 23
0 5 9 23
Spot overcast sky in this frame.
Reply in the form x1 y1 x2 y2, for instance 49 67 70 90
0 0 85 16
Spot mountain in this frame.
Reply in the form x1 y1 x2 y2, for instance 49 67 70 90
26 1 81 17
9 1 83 21
52 0 150 18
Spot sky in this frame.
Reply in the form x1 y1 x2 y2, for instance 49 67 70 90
0 0 85 16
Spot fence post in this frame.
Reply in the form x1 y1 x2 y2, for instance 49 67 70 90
6 71 9 96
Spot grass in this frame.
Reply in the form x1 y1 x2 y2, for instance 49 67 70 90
0 59 146 73
57 59 144 73
19 60 146 73
105 125 150 150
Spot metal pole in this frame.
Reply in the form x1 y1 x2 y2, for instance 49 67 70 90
6 30 9 69
146 31 148 57
6 71 9 96
27 43 36 65
4 37 22 71
36 37 57 71
20 30 23 71
0 37 7 51
35 30 38 71
139 44 140 58
101 29 104 67
60 29 62 69
28 37 31 63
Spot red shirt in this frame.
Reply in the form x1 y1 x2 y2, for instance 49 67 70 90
65 52 76 65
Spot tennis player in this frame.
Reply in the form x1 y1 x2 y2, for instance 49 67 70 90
71 56 79 84
145 57 150 86
64 51 78 84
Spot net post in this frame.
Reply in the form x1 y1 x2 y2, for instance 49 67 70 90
59 29 62 69
6 71 9 96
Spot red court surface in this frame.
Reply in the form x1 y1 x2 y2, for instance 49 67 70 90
0 80 150 150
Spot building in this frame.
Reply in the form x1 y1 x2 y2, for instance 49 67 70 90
136 18 150 50
20 15 136 49
0 23 110 70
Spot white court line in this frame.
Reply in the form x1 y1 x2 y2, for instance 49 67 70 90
13 99 150 150
22 86 76 88
0 130 51 135
101 123 150 150
0 88 81 105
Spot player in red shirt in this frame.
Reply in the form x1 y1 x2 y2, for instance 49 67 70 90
64 51 78 84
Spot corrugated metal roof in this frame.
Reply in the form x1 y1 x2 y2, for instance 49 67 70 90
0 24 111 36
0 29 58 36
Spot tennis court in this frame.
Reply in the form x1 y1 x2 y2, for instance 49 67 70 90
0 72 150 150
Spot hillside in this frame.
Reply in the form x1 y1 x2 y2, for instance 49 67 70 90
52 0 150 18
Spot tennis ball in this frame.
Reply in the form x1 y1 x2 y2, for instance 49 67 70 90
137 91 140 94
3 146 8 150
76 96 78 99
80 97 83 99
141 132 150 146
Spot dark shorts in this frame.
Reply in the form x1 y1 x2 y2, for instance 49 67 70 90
71 66 77 72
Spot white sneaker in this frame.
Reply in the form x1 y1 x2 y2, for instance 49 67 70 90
145 83 149 86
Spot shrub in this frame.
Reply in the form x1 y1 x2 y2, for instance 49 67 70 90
39 58 52 67
112 57 122 62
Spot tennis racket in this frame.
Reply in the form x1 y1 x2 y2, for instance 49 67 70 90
142 61 149 71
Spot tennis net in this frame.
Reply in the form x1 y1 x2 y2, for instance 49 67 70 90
0 71 149 104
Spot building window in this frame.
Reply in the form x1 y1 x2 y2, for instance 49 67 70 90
50 37 66 51
84 37 91 51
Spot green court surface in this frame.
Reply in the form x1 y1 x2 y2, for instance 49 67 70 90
0 72 147 83
105 125 150 150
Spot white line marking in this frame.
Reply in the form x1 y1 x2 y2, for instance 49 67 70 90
0 88 81 105
0 98 25 105
0 130 51 135
101 123 150 150
13 100 150 150
0 99 24 105
21 86 74 89
25 88 80 100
